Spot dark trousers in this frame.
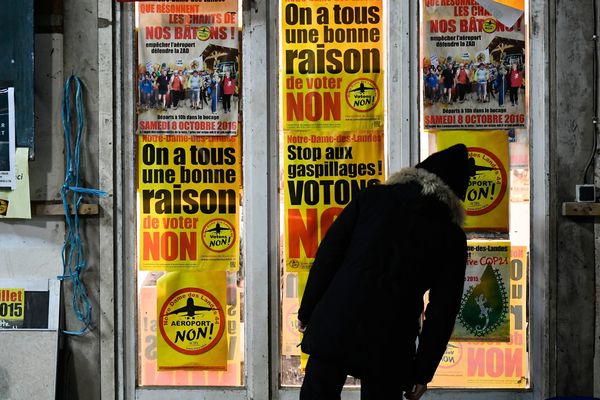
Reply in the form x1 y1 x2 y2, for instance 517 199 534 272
222 94 232 111
201 88 209 105
457 83 467 101
497 81 505 105
300 356 400 400
510 86 519 104
170 90 181 107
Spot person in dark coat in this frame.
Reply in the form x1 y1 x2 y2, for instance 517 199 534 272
298 144 471 400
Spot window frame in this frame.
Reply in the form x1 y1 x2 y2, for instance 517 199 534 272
113 0 550 398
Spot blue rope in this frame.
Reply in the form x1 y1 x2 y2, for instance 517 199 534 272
59 76 107 336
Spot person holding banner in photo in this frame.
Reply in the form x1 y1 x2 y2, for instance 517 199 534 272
298 145 471 400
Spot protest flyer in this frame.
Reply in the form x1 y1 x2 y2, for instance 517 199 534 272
476 0 524 27
421 0 526 129
137 1 239 135
156 271 229 370
437 130 509 232
140 284 242 385
0 148 31 219
452 240 511 342
0 288 25 328
137 135 241 271
0 88 16 189
281 0 384 131
283 131 385 271
431 246 528 388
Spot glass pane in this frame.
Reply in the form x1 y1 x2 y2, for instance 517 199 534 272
420 0 530 389
134 0 245 387
278 0 385 387
137 270 244 386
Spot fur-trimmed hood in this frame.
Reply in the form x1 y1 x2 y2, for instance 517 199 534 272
385 167 466 226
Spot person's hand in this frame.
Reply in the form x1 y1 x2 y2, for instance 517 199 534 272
404 383 427 400
297 320 306 333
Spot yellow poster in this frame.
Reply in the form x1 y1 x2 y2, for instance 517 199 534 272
452 240 510 342
138 135 241 271
283 131 385 271
0 288 24 323
156 271 229 369
437 130 509 231
431 246 528 388
281 0 384 131
140 284 241 385
0 148 31 219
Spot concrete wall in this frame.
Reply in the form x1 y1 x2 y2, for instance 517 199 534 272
0 1 66 400
551 0 598 396
0 0 107 398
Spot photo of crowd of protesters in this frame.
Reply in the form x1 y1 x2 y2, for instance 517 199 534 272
137 63 238 115
423 58 524 108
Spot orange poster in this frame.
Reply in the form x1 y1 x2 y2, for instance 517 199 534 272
137 1 240 135
421 0 526 129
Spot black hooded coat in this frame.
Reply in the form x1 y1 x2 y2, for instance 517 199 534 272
298 160 469 387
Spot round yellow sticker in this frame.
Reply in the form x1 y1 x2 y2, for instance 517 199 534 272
482 18 497 33
201 218 235 252
159 288 225 355
345 78 380 113
197 26 210 41
465 147 507 216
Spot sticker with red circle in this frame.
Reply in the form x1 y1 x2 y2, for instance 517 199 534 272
158 287 225 355
201 218 235 252
345 78 380 112
465 147 507 216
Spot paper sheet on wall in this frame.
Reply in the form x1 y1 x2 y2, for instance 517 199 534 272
0 148 31 219
476 0 524 28
0 88 16 189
